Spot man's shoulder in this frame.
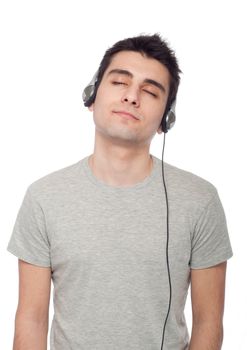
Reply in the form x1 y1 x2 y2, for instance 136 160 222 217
162 159 218 203
26 158 84 201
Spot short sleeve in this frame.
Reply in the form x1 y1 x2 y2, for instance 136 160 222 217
7 186 51 267
190 190 233 269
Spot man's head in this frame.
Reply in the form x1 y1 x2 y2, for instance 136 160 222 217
85 34 181 146
85 34 181 124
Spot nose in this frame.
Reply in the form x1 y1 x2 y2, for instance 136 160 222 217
121 86 140 107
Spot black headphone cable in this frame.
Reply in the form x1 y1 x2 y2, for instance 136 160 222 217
160 132 172 350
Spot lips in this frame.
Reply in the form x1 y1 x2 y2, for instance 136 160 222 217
113 110 139 120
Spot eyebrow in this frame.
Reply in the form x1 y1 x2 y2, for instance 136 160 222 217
107 68 166 93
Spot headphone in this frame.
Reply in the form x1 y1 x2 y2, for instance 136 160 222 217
82 71 176 134
82 71 174 350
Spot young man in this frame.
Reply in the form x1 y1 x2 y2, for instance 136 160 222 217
7 34 233 350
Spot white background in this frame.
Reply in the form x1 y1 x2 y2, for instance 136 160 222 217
1 0 246 349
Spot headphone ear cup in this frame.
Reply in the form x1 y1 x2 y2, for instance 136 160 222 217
82 71 98 106
161 100 176 133
82 84 96 105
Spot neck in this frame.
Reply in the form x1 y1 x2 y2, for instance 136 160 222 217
88 132 153 187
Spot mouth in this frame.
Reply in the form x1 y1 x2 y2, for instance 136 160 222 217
113 110 139 121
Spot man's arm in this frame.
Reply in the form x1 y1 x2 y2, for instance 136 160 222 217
12 259 51 350
189 261 227 350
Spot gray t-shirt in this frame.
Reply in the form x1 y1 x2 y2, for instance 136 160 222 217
7 154 233 350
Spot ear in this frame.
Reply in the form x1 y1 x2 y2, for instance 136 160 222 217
157 125 163 134
88 103 94 112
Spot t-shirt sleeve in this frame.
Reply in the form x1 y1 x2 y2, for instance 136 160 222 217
190 189 233 269
7 186 51 267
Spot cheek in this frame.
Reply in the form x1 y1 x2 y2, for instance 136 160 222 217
156 101 167 121
144 102 165 123
92 96 112 124
94 87 114 110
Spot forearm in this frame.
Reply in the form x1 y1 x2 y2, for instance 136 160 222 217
13 313 48 350
189 321 223 350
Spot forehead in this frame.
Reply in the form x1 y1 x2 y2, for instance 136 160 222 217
104 50 170 86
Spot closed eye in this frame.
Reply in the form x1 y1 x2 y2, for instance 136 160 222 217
143 90 157 98
112 81 126 85
112 82 157 97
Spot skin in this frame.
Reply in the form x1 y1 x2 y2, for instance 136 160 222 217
189 261 227 349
